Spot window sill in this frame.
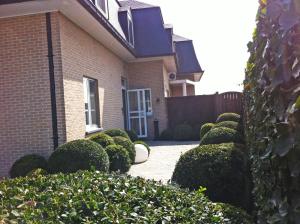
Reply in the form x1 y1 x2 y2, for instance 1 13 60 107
85 127 103 136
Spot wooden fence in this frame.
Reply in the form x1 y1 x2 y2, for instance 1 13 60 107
166 92 243 129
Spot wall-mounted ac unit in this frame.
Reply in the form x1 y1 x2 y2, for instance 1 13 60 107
169 72 177 81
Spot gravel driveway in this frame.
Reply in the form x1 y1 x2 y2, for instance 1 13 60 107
128 141 198 183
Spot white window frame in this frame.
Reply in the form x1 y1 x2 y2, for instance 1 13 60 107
92 0 108 17
144 88 153 116
83 77 100 133
127 10 134 47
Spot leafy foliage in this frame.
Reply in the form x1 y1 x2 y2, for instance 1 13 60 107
89 132 114 148
213 121 240 131
173 124 194 141
172 143 252 211
104 129 130 139
48 139 109 174
159 128 174 140
0 171 252 223
216 113 241 123
200 127 243 145
134 141 151 155
126 129 139 142
10 154 48 178
105 145 131 173
244 0 300 222
200 123 215 139
112 136 135 163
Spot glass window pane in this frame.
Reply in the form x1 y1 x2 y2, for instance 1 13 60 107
91 110 97 125
85 111 89 125
97 0 106 12
129 92 138 111
130 118 140 136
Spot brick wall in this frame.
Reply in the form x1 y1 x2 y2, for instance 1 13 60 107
0 13 65 177
126 60 168 138
59 14 126 141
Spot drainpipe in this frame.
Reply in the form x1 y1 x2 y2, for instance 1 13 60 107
182 82 187 96
46 13 59 150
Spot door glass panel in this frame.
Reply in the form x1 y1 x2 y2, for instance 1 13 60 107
139 91 144 111
129 92 138 111
130 118 140 136
141 117 146 136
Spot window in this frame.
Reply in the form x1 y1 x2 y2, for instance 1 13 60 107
83 77 100 132
127 10 134 46
145 89 152 116
91 0 107 15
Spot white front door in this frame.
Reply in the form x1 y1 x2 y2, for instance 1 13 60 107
127 89 148 138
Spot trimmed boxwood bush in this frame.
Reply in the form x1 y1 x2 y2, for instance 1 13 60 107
126 129 139 142
112 136 135 163
48 139 109 174
216 113 241 123
10 154 48 178
213 121 240 131
200 123 214 139
88 132 114 148
173 124 194 141
172 143 251 210
105 145 131 173
26 168 48 177
134 140 151 155
104 129 130 139
159 129 173 140
200 127 243 145
0 171 252 223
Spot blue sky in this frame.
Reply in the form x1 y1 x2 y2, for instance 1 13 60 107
142 0 259 94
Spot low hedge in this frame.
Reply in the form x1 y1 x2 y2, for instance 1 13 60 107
159 129 173 140
105 145 131 173
48 139 109 174
200 123 215 139
172 143 251 210
10 154 48 178
173 124 194 141
89 132 114 148
213 121 240 131
216 113 241 123
0 171 252 223
200 127 243 145
126 129 139 142
112 136 135 163
104 129 130 139
134 141 151 155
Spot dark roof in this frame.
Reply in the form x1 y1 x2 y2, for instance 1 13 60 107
174 39 203 74
119 0 157 11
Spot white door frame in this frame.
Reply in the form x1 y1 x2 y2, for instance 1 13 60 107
127 89 148 138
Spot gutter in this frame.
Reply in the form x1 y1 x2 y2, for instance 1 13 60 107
46 12 59 150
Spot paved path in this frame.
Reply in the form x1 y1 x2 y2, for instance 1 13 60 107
128 141 198 183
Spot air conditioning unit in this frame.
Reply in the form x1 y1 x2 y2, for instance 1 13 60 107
169 72 177 81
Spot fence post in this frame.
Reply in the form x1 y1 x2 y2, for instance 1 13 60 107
214 92 220 120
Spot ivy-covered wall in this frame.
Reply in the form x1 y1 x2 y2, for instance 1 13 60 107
244 0 300 222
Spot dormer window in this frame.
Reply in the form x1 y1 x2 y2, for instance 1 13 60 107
127 10 134 46
91 0 108 16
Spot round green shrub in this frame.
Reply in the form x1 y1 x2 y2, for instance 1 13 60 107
26 168 48 177
200 127 243 145
134 141 151 155
48 139 109 174
216 113 241 123
159 129 173 140
173 124 194 141
172 143 251 210
105 145 131 173
213 121 240 131
126 130 139 142
112 136 135 163
89 132 114 148
200 123 215 139
104 129 130 139
10 154 48 178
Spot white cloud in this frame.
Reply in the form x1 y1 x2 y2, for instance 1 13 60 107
141 0 259 94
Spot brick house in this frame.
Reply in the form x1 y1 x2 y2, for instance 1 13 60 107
0 0 203 177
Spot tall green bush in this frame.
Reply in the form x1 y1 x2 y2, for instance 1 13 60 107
105 145 131 173
200 123 214 139
104 129 130 139
88 132 114 148
200 127 243 145
244 0 300 222
112 136 135 163
216 113 241 123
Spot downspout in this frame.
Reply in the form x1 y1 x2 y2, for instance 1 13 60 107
46 12 59 150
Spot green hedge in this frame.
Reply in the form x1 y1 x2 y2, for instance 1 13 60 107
48 139 109 174
159 129 173 140
112 136 135 163
172 143 251 210
213 121 240 131
104 129 130 139
126 129 139 142
105 145 131 173
10 154 48 178
200 123 214 139
88 132 114 148
0 171 252 223
173 124 194 141
134 141 151 155
216 113 241 123
200 127 243 145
